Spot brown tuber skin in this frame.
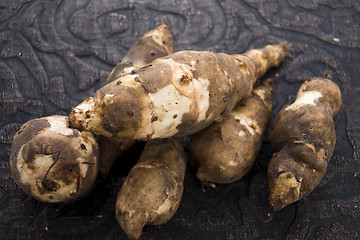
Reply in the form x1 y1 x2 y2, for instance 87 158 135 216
106 24 173 84
69 43 288 140
190 79 275 184
115 138 186 240
98 24 174 177
268 77 342 211
10 116 99 202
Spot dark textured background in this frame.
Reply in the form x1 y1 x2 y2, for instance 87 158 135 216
1 0 360 239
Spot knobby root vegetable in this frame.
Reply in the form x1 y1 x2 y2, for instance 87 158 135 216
69 43 289 140
9 24 174 202
98 23 174 177
106 24 174 84
190 78 275 184
115 138 186 240
9 116 99 202
268 77 342 211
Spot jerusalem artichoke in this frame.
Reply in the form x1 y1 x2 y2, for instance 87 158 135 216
69 43 288 140
9 116 99 202
115 138 186 240
268 77 342 211
190 79 275 184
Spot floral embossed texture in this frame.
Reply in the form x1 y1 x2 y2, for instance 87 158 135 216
1 0 359 239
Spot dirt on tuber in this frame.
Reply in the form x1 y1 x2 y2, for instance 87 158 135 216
69 43 289 140
10 116 99 202
190 78 275 184
115 138 186 240
106 24 173 84
268 77 342 211
98 23 174 177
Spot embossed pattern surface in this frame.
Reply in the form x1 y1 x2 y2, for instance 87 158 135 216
1 0 360 239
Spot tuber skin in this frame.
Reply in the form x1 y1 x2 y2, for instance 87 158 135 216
106 24 173 84
69 43 288 140
10 116 99 202
115 138 186 240
98 24 174 177
9 24 174 202
190 79 275 184
268 77 342 211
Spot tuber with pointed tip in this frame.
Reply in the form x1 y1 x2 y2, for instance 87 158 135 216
106 24 173 84
69 43 289 140
115 138 186 240
268 77 342 211
190 78 275 184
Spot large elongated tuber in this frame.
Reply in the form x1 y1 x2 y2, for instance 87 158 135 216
190 79 275 184
69 43 288 140
268 77 342 211
98 23 174 177
115 138 186 240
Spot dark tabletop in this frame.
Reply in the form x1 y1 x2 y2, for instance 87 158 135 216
1 0 360 239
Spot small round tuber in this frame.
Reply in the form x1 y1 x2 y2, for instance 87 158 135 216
10 116 99 202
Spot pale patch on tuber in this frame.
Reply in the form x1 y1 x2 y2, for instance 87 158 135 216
285 91 322 111
46 116 74 136
148 84 192 138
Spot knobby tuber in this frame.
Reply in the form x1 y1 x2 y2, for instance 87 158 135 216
9 24 174 202
190 79 275 184
106 24 173 84
115 138 186 240
10 116 99 202
98 24 174 177
69 43 288 140
268 77 342 211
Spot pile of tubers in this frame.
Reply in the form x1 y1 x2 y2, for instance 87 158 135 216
9 24 342 239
